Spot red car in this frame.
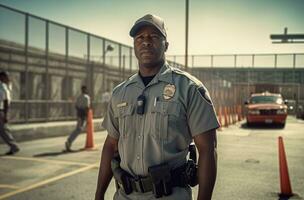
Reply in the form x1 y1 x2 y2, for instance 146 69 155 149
245 92 287 127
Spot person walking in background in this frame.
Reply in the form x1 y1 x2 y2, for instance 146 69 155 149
0 71 20 155
65 85 90 152
101 89 111 115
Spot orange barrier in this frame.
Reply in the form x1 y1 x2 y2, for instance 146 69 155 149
231 106 234 124
241 105 244 120
230 106 233 124
228 107 231 125
237 105 242 121
236 105 239 121
218 106 223 131
239 105 243 120
278 136 293 197
85 109 95 149
224 106 228 127
232 106 236 124
221 105 244 126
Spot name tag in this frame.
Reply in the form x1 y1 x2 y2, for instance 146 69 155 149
116 102 128 108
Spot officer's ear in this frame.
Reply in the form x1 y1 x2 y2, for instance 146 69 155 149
164 41 169 52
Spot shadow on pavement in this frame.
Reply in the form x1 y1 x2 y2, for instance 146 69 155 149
277 193 303 200
0 153 11 157
33 148 85 157
270 192 302 200
241 122 285 130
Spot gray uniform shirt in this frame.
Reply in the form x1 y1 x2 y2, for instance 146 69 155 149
0 83 11 109
75 93 90 109
103 63 220 199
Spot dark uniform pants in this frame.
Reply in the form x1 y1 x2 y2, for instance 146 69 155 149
113 186 192 200
67 109 87 144
0 112 18 150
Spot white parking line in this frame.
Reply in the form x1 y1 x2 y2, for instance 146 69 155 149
2 156 93 166
0 185 19 189
0 163 99 200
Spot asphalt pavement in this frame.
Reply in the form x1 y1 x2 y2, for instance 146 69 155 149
0 116 303 200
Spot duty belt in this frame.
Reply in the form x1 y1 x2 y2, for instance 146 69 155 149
115 164 188 193
112 144 198 197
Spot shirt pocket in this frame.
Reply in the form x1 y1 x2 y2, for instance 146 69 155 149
117 105 135 138
150 101 180 141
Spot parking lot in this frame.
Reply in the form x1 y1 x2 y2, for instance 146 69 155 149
0 116 303 200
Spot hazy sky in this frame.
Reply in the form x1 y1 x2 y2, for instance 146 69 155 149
1 0 304 55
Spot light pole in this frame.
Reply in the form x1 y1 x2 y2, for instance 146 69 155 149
270 28 304 117
185 0 189 71
102 44 114 92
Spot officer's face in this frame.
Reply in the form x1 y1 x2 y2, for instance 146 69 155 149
134 26 168 69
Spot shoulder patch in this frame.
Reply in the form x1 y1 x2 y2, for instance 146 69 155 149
197 86 212 105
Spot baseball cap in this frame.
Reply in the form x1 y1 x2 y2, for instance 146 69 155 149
129 14 167 38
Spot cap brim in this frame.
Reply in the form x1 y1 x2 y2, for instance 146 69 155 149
129 21 166 37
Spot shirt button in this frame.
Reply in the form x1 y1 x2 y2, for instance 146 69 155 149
138 135 141 139
136 155 140 160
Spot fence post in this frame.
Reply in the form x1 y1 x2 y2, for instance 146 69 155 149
45 20 49 122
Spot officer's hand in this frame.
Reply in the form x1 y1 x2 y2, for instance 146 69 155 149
0 113 5 123
4 116 8 123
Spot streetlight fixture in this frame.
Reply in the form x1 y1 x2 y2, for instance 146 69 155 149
84 44 114 62
270 28 304 43
102 44 114 63
106 44 114 53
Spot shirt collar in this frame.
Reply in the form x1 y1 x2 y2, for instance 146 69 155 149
125 62 173 88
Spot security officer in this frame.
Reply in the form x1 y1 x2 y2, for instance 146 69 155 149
95 14 220 200
65 85 90 151
0 71 20 155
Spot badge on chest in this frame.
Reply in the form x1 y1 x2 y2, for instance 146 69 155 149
163 84 176 100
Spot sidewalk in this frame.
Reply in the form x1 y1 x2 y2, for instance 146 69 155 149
1 118 104 143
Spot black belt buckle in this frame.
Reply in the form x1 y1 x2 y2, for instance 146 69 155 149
133 175 145 193
148 163 172 198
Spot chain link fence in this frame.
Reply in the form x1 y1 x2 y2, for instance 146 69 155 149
1 4 304 123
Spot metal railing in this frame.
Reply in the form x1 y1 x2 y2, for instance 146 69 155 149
1 4 304 123
167 53 304 68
